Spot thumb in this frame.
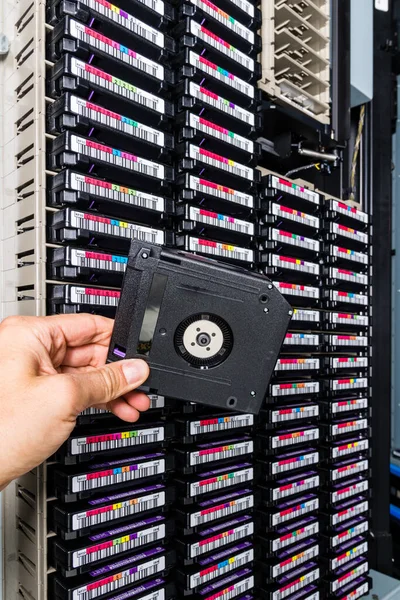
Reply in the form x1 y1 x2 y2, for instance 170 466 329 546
69 359 150 412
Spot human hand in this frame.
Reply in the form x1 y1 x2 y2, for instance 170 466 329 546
0 314 150 489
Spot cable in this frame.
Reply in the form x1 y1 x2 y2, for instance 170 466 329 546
349 104 366 201
285 162 320 178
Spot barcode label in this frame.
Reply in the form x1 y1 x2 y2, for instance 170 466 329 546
271 381 319 397
72 490 165 531
189 113 253 153
272 544 319 578
188 237 254 262
79 0 164 46
284 333 319 346
332 460 369 481
189 144 253 180
190 467 253 497
332 246 368 265
190 494 254 527
331 561 368 592
291 309 320 323
189 0 254 43
332 223 368 244
190 548 254 588
272 452 319 475
273 475 319 502
274 281 320 299
69 209 164 244
69 134 165 180
272 203 319 229
190 441 253 465
329 335 368 346
328 312 369 327
272 428 319 449
272 498 318 526
332 500 369 526
189 206 253 235
331 418 368 436
71 427 164 455
272 521 319 551
339 581 369 600
72 458 165 492
203 575 254 600
189 414 254 435
79 395 164 415
275 358 320 372
271 405 319 425
189 51 254 98
272 568 319 600
332 521 368 546
329 200 368 224
332 481 369 504
188 175 253 207
69 96 164 147
69 20 164 80
70 287 120 306
270 175 320 205
331 378 368 392
330 267 368 285
69 249 127 273
271 229 320 252
190 522 254 558
331 541 368 571
190 21 254 72
332 398 368 415
332 439 369 459
72 556 166 600
189 82 254 125
272 255 319 275
331 357 368 369
72 523 166 568
70 58 165 115
331 291 368 306
70 172 164 212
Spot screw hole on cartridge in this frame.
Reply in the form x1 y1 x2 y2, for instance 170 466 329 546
227 396 237 408
159 328 167 336
260 294 269 303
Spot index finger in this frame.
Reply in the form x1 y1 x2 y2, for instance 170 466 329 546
43 313 114 347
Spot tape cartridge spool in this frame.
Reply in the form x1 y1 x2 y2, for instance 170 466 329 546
108 241 291 413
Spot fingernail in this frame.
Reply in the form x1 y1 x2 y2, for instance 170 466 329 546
122 359 149 384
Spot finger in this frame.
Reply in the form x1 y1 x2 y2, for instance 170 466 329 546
43 314 114 347
62 343 109 368
123 391 151 412
66 359 150 413
107 398 141 422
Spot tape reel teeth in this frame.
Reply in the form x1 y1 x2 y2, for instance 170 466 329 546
174 313 233 368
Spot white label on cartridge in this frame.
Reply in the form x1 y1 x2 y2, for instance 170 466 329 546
189 144 253 180
189 206 254 235
189 0 255 43
69 286 120 306
329 312 369 327
69 209 165 244
71 490 165 530
189 175 254 207
272 474 319 501
331 541 368 571
291 309 320 323
332 246 368 264
275 358 320 371
330 199 368 223
226 0 254 16
71 427 164 455
272 255 319 275
272 428 319 449
271 229 320 252
70 58 166 115
331 291 368 306
332 500 369 526
190 20 254 71
331 378 368 391
330 335 368 346
331 561 368 592
331 480 368 504
331 418 368 436
332 438 369 459
69 134 165 180
189 113 254 153
332 222 368 243
272 544 319 578
190 521 254 558
68 19 164 79
188 237 254 262
272 521 319 551
271 405 319 424
376 0 389 11
189 494 254 527
69 249 127 273
190 467 253 496
189 548 253 588
272 498 318 526
189 414 253 435
330 267 368 285
71 459 165 492
274 281 320 299
271 381 320 397
190 441 253 466
332 398 368 415
332 460 369 481
272 569 319 600
272 452 319 475
331 357 368 369
284 333 319 346
272 203 320 229
189 82 255 126
270 175 320 205
189 51 254 98
332 520 368 546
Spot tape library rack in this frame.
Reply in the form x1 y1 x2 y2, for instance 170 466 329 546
2 0 372 595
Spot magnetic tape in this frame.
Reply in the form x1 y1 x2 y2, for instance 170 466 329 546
261 174 322 210
175 436 253 473
256 493 319 531
108 241 291 414
257 471 319 506
49 246 127 287
175 461 254 501
258 538 319 581
260 403 319 428
176 204 255 244
49 284 120 316
175 413 254 444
